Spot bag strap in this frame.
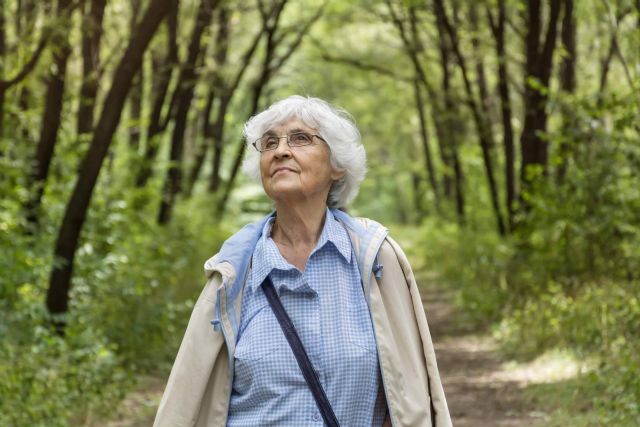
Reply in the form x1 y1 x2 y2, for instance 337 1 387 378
261 276 340 427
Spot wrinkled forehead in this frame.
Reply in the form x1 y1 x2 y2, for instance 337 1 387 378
259 113 321 136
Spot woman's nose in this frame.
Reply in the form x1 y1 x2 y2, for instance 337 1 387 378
273 138 292 158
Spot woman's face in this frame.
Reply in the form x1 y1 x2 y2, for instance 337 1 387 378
259 118 343 207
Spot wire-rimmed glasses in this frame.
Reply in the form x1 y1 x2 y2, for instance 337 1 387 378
252 132 326 152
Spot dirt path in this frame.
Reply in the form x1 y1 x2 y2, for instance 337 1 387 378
97 283 549 427
423 283 546 427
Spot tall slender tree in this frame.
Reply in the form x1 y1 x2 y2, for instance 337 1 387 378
47 0 179 331
432 4 466 224
434 0 506 235
519 0 563 198
134 4 179 188
488 0 516 228
128 0 144 151
556 0 576 182
205 5 265 194
24 0 74 230
396 3 441 212
185 5 232 196
77 0 107 136
0 0 6 140
157 0 220 224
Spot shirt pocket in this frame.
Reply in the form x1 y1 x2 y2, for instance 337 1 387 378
350 333 379 356
234 305 285 362
233 306 304 395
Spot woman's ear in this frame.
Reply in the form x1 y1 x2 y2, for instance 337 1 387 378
331 169 346 181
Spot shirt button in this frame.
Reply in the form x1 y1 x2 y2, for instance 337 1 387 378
312 412 321 422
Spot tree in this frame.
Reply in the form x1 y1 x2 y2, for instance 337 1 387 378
519 0 563 199
157 0 220 224
134 4 179 188
77 0 107 136
200 4 264 194
128 0 144 151
47 0 179 331
433 0 506 235
487 0 517 228
185 5 233 196
0 0 5 140
432 3 466 224
556 0 576 182
24 0 74 231
384 1 441 214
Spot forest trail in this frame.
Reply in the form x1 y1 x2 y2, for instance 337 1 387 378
422 278 546 427
95 279 550 427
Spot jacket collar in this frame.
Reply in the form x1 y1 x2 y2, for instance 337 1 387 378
206 208 388 344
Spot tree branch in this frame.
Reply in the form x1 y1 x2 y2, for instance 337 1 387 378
320 52 411 81
270 2 326 73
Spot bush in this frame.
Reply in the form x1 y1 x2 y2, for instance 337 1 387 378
0 183 229 424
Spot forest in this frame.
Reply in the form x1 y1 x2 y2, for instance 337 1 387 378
0 0 638 425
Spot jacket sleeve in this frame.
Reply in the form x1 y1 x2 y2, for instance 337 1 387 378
377 237 452 427
153 274 229 427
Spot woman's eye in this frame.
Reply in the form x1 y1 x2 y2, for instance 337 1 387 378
264 138 279 149
291 133 311 144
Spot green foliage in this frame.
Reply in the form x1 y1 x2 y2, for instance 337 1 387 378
0 174 229 424
418 217 513 322
0 320 128 426
0 0 638 423
418 90 640 423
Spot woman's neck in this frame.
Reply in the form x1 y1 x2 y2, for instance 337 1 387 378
272 202 327 248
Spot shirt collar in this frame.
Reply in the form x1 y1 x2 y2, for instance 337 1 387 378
247 208 352 293
315 208 352 263
248 216 286 292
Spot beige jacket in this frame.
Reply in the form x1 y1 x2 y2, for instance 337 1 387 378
154 212 452 427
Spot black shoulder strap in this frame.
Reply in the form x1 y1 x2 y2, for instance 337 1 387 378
261 276 340 427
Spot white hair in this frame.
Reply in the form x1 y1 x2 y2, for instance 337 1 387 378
241 95 367 208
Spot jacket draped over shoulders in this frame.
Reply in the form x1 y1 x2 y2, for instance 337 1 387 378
154 210 452 427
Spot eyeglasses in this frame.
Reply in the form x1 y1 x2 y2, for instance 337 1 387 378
252 132 326 152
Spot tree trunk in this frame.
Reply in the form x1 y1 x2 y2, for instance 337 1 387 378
185 85 216 197
384 2 441 213
24 0 73 231
470 5 492 126
129 0 144 151
519 0 563 198
556 0 576 182
0 0 6 140
488 0 516 229
434 0 506 235
412 77 440 214
47 0 177 331
206 7 232 194
158 0 219 224
129 68 144 151
597 8 629 100
14 0 38 148
203 5 264 194
186 6 233 197
77 0 106 136
134 3 178 188
207 93 231 192
216 81 264 216
432 3 464 222
408 7 440 213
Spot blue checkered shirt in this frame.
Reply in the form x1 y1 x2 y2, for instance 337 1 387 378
227 209 386 426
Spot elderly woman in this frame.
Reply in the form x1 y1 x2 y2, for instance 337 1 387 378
154 96 451 427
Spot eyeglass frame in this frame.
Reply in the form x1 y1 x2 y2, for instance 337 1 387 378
251 131 327 153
